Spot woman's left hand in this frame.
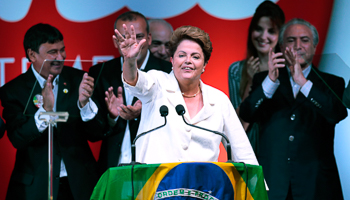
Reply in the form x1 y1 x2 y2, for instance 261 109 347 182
113 24 146 61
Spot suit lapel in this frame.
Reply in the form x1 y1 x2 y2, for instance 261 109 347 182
277 68 295 105
164 73 214 124
164 72 190 119
191 82 215 124
307 66 323 85
23 69 42 115
144 54 157 72
56 69 70 112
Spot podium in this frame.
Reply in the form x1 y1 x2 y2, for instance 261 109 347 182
90 162 268 200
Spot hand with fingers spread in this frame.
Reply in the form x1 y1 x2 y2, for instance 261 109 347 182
79 73 95 107
118 100 142 121
105 86 124 119
247 56 260 79
284 47 307 86
42 74 55 111
113 24 146 61
268 48 285 82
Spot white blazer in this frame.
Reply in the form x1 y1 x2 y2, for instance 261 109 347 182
123 70 259 166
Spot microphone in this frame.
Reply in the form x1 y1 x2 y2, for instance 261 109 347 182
175 104 232 162
130 105 168 164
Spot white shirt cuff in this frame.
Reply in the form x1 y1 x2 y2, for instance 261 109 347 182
300 80 313 97
78 98 98 122
262 75 280 99
34 106 49 132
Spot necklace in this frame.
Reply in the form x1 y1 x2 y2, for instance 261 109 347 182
182 85 201 98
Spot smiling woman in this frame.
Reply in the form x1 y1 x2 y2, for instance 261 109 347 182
113 24 260 166
228 1 285 154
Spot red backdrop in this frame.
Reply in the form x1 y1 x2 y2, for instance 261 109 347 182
0 0 334 199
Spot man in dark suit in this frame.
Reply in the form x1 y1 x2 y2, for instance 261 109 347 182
240 18 347 200
0 23 102 200
89 11 172 174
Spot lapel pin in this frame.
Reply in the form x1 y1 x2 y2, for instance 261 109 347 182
63 89 68 93
33 94 43 108
63 82 67 86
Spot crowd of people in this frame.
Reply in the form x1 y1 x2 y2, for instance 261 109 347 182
0 1 349 200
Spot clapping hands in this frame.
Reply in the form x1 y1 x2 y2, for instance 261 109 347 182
284 47 307 86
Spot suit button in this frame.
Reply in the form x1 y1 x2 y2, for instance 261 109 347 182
289 135 294 141
182 144 188 150
290 114 295 121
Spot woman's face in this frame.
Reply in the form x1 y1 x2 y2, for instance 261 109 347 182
171 39 206 84
251 16 279 55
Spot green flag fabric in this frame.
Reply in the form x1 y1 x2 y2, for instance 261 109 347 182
91 162 268 200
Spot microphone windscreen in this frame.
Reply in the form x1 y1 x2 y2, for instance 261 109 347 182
175 104 186 115
159 105 169 117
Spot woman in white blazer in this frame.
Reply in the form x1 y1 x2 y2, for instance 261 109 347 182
111 24 259 165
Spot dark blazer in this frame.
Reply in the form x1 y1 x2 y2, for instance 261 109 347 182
343 80 350 108
89 53 172 174
240 66 347 200
0 117 5 139
0 67 102 200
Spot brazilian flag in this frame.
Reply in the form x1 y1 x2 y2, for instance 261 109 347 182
91 162 268 200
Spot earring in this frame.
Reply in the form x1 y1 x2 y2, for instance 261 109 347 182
202 69 205 72
172 67 173 70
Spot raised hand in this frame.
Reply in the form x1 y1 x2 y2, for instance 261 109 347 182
113 24 146 60
247 56 260 79
284 47 307 86
268 48 285 82
42 74 55 111
79 73 94 108
118 100 142 121
105 86 124 119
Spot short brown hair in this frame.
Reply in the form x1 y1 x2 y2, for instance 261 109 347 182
169 26 212 63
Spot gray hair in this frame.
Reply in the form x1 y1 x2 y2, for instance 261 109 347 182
279 18 319 47
148 18 174 32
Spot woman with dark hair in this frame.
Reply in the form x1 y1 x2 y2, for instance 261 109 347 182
228 1 285 153
111 24 259 165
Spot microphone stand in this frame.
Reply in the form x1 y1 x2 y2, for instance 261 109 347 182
118 105 168 200
130 116 167 164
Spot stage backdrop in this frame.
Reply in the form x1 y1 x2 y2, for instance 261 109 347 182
1 0 349 199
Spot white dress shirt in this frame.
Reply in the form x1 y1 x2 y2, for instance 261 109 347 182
110 50 150 164
123 69 259 165
32 65 97 177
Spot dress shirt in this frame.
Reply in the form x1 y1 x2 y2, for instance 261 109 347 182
31 65 68 177
123 69 259 165
32 65 97 177
109 50 149 164
262 65 313 98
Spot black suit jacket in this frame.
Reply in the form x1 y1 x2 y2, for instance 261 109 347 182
240 66 347 200
0 117 5 139
89 53 172 174
0 67 102 200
